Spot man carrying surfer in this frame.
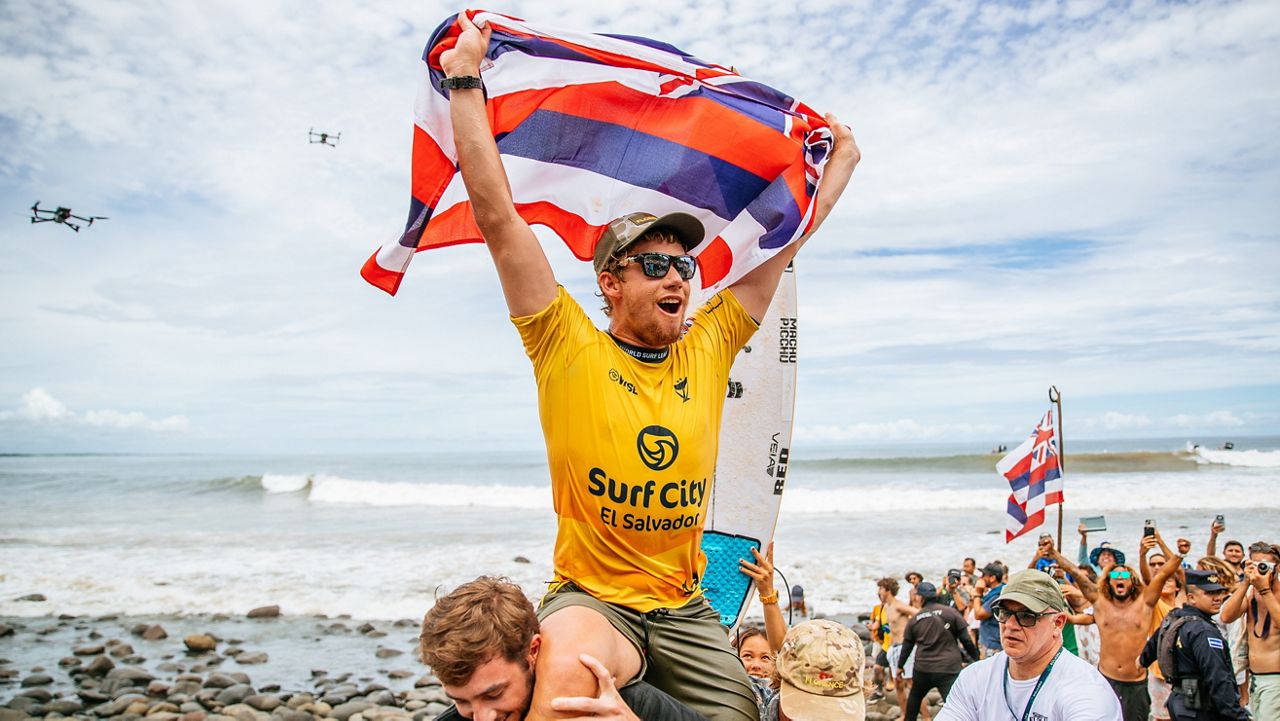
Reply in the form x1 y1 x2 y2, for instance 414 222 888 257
438 13 859 721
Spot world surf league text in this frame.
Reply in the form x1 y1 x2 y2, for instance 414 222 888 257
588 468 706 532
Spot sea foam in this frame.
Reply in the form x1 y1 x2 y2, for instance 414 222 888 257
1193 447 1280 468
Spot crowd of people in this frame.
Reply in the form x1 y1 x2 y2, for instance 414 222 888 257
859 518 1278 721
416 516 1277 721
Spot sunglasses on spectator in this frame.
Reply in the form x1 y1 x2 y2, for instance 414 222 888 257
616 252 697 280
993 606 1058 627
1109 570 1132 579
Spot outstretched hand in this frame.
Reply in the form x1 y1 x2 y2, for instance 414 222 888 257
740 543 777 598
550 654 639 721
440 12 492 77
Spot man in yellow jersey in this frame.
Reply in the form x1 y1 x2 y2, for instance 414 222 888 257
439 14 859 721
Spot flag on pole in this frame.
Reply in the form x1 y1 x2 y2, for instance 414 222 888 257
361 9 836 296
997 409 1063 542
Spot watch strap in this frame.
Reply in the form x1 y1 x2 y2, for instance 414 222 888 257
440 75 484 90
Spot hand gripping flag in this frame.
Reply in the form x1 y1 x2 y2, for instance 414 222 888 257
997 409 1064 542
361 9 836 296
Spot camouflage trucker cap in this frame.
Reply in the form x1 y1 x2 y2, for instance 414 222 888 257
776 619 866 720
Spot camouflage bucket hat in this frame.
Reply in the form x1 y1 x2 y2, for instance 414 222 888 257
776 619 866 721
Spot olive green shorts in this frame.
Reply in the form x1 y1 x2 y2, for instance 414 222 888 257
538 584 760 721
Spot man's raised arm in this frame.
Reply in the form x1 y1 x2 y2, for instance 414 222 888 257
441 13 557 317
729 116 859 321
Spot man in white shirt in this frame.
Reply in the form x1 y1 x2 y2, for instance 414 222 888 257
938 569 1122 721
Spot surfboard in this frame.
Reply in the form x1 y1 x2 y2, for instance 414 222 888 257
699 263 798 629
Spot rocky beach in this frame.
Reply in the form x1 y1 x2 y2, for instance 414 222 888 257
0 608 453 721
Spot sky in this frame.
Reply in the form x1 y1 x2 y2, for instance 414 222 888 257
1 0 1278 454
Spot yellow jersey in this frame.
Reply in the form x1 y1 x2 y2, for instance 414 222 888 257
514 286 758 612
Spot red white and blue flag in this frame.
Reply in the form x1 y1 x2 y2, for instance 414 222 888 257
361 9 836 296
998 409 1064 542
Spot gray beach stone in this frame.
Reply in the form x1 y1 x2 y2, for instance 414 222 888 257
373 648 402 659
215 685 254 705
108 642 136 658
103 667 156 694
148 702 181 715
85 655 116 677
143 625 170 641
234 652 268 665
330 701 373 721
386 670 413 680
77 688 111 704
93 693 147 716
46 698 85 715
243 695 280 712
75 644 106 656
284 694 314 710
4 696 41 714
17 689 52 703
365 690 395 707
274 710 311 721
15 594 46 602
20 673 52 687
0 625 12 638
0 708 32 721
170 681 202 697
149 680 172 696
58 655 82 668
204 673 238 689
246 606 280 619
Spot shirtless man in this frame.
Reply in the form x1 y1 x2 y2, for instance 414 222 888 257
877 577 920 719
1050 529 1182 721
1221 541 1280 721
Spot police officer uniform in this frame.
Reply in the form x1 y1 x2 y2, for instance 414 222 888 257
1140 570 1249 721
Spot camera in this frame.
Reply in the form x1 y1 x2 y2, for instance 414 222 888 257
1144 519 1156 537
1039 532 1052 542
1260 562 1273 575
948 568 962 580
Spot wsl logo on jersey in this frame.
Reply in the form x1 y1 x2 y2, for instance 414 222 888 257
637 425 679 471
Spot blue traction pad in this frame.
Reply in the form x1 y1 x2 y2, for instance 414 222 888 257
700 532 761 626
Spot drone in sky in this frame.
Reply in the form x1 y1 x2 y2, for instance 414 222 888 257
30 202 108 232
309 128 341 147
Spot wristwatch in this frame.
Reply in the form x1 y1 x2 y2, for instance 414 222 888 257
440 75 483 90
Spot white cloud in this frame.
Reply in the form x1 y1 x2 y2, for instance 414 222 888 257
798 419 1005 443
1169 411 1244 429
0 388 188 433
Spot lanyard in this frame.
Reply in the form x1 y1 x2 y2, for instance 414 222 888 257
1003 647 1062 721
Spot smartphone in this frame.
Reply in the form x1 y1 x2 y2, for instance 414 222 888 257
1039 532 1053 542
1080 515 1107 533
1144 519 1156 537
1215 514 1225 529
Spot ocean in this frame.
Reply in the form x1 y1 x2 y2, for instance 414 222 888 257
3 436 1277 626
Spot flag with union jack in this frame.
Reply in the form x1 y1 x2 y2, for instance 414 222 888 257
361 9 835 296
997 409 1064 542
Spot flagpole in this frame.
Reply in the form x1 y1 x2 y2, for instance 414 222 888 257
1049 385 1065 549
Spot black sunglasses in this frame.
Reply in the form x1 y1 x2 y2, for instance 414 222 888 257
617 252 697 281
993 606 1057 628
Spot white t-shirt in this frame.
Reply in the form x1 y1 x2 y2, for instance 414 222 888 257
937 649 1122 721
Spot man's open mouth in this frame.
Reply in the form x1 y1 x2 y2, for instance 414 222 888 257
657 299 682 315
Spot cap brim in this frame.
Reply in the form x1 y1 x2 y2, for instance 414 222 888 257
1198 583 1227 592
645 212 704 252
779 681 865 721
994 591 1056 614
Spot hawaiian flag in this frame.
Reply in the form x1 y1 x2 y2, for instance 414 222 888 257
997 409 1064 542
361 9 835 296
